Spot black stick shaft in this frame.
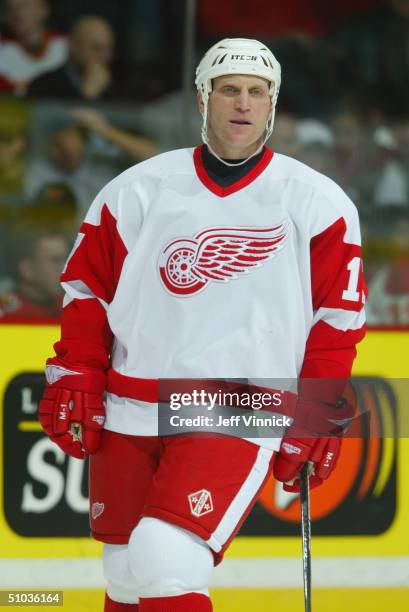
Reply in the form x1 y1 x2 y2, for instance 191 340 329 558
300 463 312 612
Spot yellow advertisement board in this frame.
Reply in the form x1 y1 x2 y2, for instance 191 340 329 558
0 325 408 558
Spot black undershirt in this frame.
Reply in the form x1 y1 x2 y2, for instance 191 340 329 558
201 145 265 187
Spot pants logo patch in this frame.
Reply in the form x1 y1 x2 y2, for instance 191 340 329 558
91 502 105 519
188 489 213 517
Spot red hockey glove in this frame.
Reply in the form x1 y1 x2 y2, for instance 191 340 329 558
274 435 342 492
38 357 107 459
274 394 355 492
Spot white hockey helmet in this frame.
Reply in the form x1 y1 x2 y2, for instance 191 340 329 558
195 38 281 154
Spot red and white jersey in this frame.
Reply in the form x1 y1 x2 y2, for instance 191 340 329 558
55 146 366 441
0 33 67 92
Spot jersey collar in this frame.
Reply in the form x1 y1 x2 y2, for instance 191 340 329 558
193 144 274 198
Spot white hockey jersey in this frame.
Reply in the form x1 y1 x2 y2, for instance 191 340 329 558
55 146 366 441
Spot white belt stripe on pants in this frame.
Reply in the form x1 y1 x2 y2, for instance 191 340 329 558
206 446 274 553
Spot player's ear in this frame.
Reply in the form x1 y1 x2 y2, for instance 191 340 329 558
196 91 204 116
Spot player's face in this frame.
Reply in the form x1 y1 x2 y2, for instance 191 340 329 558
200 74 272 159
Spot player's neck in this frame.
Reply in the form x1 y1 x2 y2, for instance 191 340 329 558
207 136 263 161
201 145 265 187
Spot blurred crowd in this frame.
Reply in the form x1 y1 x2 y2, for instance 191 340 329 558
0 0 408 325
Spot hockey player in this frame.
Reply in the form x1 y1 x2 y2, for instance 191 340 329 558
38 39 366 611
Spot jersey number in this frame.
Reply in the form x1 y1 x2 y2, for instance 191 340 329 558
342 257 361 302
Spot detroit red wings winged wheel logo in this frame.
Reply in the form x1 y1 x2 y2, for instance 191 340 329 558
159 223 289 296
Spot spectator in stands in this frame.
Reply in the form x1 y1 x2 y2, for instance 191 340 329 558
0 0 67 95
0 225 69 322
296 118 336 176
270 115 336 177
370 126 408 208
25 122 115 216
135 88 202 149
71 107 159 161
366 209 409 326
269 113 302 158
329 105 369 207
26 182 79 233
25 110 158 215
27 15 117 101
343 125 409 214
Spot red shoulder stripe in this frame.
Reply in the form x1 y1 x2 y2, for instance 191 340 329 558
61 203 127 304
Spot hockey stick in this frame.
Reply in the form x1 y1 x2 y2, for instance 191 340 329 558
300 462 312 612
298 381 357 611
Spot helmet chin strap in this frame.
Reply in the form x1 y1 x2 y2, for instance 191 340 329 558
201 99 276 167
205 138 265 167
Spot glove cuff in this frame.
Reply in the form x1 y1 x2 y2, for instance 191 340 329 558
45 357 106 394
292 397 354 436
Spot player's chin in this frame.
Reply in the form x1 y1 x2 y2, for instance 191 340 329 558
231 124 264 142
226 127 258 144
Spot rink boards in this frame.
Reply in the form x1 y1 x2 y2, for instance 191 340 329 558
0 326 408 610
